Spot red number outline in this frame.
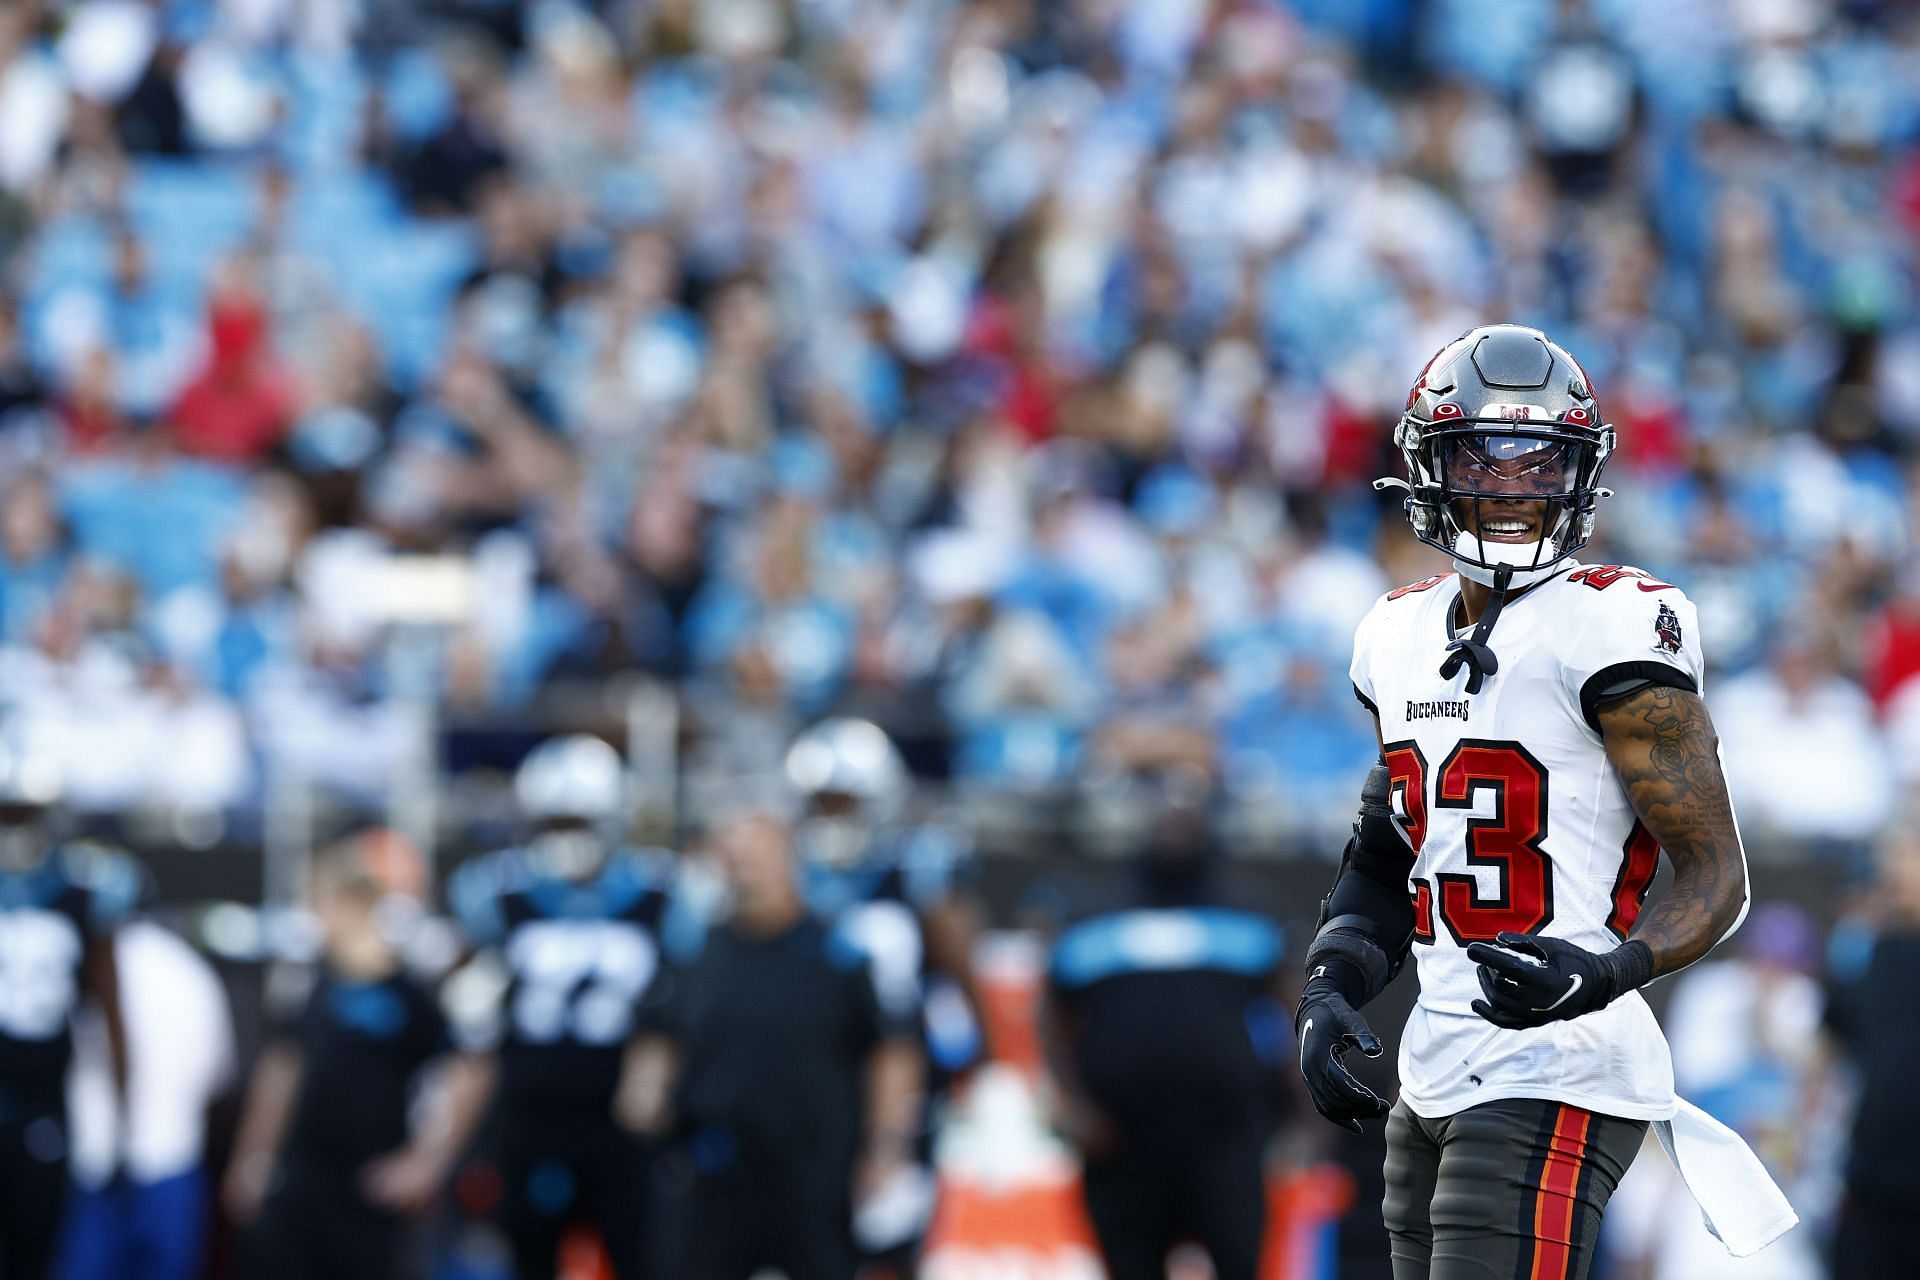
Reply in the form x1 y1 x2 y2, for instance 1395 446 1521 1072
1433 740 1555 943
1567 564 1675 593
1381 741 1429 854
1387 573 1451 601
1383 741 1436 944
1411 878 1436 943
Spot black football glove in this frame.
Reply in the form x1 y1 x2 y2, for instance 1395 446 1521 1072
1295 990 1392 1133
1467 932 1655 1030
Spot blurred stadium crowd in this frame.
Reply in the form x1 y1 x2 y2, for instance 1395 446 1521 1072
0 0 1916 846
2 0 1920 1277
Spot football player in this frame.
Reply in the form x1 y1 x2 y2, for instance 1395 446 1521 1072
442 735 675 1280
783 718 984 1275
1295 326 1755 1280
0 750 141 1280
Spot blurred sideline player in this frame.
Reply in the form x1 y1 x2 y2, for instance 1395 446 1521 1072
784 717 985 1275
0 749 140 1280
620 804 925 1280
224 836 468 1280
442 735 673 1280
1296 326 1779 1278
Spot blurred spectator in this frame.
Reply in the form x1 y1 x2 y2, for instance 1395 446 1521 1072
59 919 236 1280
1862 558 1920 729
39 229 200 423
1712 633 1893 848
1041 796 1286 1280
0 471 68 645
687 492 856 719
1 0 1916 842
1822 826 1920 1280
0 298 43 426
223 838 475 1280
169 257 296 464
393 40 510 217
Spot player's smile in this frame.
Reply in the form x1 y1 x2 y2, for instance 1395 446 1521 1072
1463 501 1545 544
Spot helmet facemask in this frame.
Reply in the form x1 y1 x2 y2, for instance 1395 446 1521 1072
529 817 611 882
794 789 875 871
1402 423 1612 585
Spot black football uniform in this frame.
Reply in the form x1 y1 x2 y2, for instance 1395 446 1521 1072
0 843 141 1280
798 826 976 1274
800 825 979 1075
448 847 675 1280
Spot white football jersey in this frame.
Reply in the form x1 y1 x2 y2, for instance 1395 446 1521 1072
1350 562 1717 1121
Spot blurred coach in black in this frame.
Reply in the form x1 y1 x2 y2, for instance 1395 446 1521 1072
1040 798 1288 1280
621 805 924 1280
1824 825 1920 1280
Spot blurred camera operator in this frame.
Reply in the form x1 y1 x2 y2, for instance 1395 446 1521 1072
439 735 674 1280
621 802 925 1280
1039 788 1288 1280
0 749 140 1280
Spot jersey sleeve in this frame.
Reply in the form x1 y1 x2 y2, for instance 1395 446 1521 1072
1349 593 1390 716
828 911 922 1039
1557 576 1706 731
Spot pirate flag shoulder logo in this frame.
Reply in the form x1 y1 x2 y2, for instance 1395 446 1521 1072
1653 602 1683 655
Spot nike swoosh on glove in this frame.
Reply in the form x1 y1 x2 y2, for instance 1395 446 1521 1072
1467 932 1654 1029
1296 993 1392 1133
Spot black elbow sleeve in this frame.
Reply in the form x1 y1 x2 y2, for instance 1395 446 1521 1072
1324 852 1416 966
1303 760 1418 1011
1304 848 1417 1010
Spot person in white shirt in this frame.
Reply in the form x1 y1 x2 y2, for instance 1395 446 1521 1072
58 920 235 1280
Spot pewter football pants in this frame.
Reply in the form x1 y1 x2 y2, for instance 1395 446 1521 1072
1382 1096 1646 1280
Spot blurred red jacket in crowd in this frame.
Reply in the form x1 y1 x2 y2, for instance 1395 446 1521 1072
170 291 295 463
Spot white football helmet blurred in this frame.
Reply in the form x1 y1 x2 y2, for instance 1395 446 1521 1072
785 718 907 869
514 735 626 827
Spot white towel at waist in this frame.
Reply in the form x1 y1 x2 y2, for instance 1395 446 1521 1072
1652 1097 1798 1258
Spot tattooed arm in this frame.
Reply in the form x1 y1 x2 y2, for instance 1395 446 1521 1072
1467 681 1748 1028
1596 683 1750 977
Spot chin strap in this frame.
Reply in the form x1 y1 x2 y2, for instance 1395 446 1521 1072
1439 564 1513 693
